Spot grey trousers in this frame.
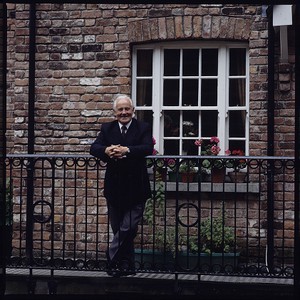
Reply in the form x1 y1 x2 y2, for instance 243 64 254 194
107 202 144 267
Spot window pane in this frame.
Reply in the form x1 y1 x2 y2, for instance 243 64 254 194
183 49 199 76
230 48 246 76
164 49 180 76
182 79 198 106
201 79 217 106
133 45 248 159
229 111 246 137
229 79 245 106
164 140 179 155
136 110 153 129
163 80 179 106
183 140 198 155
183 111 198 137
201 111 218 137
136 79 152 106
164 110 179 137
137 49 153 76
202 49 218 76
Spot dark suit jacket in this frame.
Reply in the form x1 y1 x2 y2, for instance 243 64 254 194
90 118 153 209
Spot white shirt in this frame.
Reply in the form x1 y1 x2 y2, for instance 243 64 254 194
118 120 132 133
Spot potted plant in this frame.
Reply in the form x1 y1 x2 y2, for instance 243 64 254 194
225 149 247 182
178 214 239 270
194 137 226 182
178 159 197 183
199 215 236 254
147 137 176 182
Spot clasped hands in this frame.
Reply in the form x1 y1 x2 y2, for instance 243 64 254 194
105 144 129 159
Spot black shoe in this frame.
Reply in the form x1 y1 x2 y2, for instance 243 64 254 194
118 260 136 277
119 269 136 277
106 269 121 278
106 268 136 277
105 249 111 264
106 249 119 270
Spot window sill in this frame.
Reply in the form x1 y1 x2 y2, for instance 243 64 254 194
151 181 259 193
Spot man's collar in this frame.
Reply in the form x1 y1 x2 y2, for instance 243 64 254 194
118 120 132 130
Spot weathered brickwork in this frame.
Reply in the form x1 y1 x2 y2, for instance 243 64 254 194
5 3 295 157
5 4 296 261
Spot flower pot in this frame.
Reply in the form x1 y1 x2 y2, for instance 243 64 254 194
180 172 195 183
228 171 247 183
211 167 226 183
152 168 167 181
157 168 167 181
168 172 179 182
177 251 240 270
134 249 174 270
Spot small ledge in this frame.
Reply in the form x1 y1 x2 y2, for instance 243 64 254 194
151 182 260 193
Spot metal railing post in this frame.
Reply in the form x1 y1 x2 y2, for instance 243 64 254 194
25 3 36 294
0 2 7 295
266 5 275 274
294 3 300 294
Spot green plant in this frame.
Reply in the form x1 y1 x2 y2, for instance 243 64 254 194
200 215 235 254
184 215 235 254
144 181 236 256
147 137 177 183
225 149 247 171
143 181 165 227
178 159 197 173
200 157 225 172
143 181 176 253
194 137 226 173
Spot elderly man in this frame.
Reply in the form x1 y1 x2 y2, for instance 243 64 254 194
90 94 153 277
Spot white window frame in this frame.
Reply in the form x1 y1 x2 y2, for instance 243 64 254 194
132 42 249 155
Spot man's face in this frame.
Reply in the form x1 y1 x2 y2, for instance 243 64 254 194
114 98 134 125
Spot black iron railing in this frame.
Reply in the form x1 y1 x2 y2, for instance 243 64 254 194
4 155 297 284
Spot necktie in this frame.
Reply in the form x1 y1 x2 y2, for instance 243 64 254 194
121 125 127 137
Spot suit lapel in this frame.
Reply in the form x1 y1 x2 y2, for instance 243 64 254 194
109 121 123 142
125 119 137 139
110 119 138 143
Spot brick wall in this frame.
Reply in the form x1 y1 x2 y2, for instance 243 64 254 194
5 3 295 157
5 4 296 264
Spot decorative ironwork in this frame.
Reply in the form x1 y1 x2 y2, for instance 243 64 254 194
4 154 296 282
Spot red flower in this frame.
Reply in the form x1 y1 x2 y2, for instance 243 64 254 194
226 149 244 156
226 149 246 170
195 136 221 156
210 136 220 144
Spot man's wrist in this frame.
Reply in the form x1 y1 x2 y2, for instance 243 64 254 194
122 147 130 157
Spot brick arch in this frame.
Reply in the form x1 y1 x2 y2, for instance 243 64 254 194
128 15 253 43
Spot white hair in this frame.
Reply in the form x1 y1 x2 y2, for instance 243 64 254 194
113 94 134 111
